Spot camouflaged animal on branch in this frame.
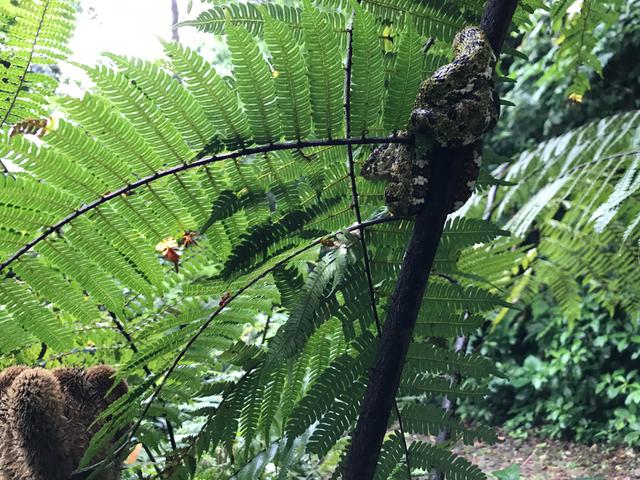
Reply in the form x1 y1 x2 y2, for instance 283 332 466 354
0 365 128 480
361 26 500 217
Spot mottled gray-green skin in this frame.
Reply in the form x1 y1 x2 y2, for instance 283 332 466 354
361 27 499 217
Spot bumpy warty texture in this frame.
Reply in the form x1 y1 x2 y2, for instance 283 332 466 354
361 26 499 216
0 365 128 480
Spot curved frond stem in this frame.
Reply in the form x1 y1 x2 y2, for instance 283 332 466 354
0 135 410 274
110 314 177 457
344 16 411 477
0 0 50 129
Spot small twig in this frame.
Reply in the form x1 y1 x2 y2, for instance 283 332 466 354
260 313 272 344
36 342 48 361
344 14 411 478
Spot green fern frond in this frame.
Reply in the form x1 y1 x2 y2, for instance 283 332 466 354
421 280 511 315
401 404 497 445
382 20 424 133
226 22 282 144
307 380 366 456
262 11 312 141
266 243 361 364
0 277 72 353
178 2 304 39
302 0 345 139
0 0 76 130
407 441 487 480
360 0 468 41
414 312 486 338
399 374 489 398
373 432 406 480
349 4 385 137
162 40 252 148
405 343 501 379
285 332 375 437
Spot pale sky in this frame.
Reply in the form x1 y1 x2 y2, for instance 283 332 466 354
59 0 214 95
3 0 215 171
70 0 210 61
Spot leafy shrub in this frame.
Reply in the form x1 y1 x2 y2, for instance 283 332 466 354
463 291 640 445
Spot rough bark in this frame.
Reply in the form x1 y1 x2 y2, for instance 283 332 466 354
342 1 519 479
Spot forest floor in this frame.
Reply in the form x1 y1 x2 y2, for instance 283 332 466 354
451 429 640 479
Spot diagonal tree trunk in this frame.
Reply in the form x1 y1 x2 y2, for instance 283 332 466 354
342 1 519 479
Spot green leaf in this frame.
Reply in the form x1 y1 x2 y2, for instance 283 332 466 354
302 0 345 139
350 5 385 136
163 41 252 148
262 10 312 141
382 21 424 132
226 23 282 144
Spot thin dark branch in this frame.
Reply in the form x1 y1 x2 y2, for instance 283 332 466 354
0 0 50 129
142 445 160 476
0 135 409 274
342 2 519 479
170 0 179 42
36 342 47 361
165 419 177 451
344 15 411 477
260 314 272 344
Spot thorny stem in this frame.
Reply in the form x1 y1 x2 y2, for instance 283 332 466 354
0 135 410 274
344 14 412 478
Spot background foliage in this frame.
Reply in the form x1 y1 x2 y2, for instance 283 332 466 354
462 0 640 448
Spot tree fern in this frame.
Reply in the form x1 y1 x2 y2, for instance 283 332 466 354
471 111 640 321
0 0 544 477
0 0 76 133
